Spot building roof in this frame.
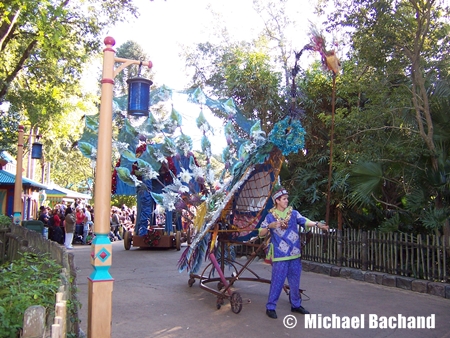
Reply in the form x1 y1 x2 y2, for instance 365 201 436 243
0 169 48 189
44 184 91 200
0 151 15 164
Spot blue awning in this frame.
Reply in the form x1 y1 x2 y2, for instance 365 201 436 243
0 170 48 189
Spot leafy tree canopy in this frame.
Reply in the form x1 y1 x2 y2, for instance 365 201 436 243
0 0 146 192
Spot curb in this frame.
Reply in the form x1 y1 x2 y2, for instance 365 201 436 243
302 261 450 300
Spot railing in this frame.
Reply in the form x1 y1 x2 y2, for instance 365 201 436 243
302 229 449 282
234 229 449 283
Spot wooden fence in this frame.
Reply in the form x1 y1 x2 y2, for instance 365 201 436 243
1 224 79 337
302 229 449 282
0 228 9 264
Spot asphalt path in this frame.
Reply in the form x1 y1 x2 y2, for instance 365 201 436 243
72 241 450 338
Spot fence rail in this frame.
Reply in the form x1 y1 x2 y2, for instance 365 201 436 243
302 229 449 282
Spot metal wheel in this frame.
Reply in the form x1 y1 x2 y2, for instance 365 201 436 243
216 297 224 310
124 230 132 250
176 231 181 251
230 292 243 314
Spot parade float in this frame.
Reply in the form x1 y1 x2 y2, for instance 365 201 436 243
78 25 338 312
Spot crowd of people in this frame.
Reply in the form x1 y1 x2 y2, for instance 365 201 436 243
38 199 95 249
37 200 138 248
108 204 136 241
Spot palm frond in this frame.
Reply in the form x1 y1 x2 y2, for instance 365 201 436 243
348 162 383 207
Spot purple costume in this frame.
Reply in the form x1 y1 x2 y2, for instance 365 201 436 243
260 208 307 311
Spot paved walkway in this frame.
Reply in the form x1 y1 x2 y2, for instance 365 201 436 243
72 241 450 338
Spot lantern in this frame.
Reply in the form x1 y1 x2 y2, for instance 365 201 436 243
127 77 153 117
31 135 43 159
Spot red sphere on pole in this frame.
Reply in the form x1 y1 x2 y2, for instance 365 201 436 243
104 36 116 46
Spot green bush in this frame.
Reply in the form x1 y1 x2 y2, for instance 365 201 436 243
0 252 62 338
0 214 11 229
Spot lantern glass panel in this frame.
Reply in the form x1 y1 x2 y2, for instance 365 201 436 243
127 77 153 117
31 142 43 159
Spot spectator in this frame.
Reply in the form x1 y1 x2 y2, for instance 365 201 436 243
110 208 122 240
87 205 94 224
49 209 64 244
83 207 92 244
64 207 76 249
38 206 49 225
75 207 85 243
59 200 67 216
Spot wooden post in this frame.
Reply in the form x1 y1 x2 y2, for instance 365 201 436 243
13 125 24 224
337 229 343 267
325 74 337 228
51 324 60 338
87 36 152 338
361 231 368 271
55 302 67 337
87 36 115 338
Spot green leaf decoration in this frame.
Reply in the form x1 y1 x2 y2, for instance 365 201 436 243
113 95 128 111
142 146 163 171
151 85 173 105
250 120 262 135
85 114 99 132
238 142 250 161
163 137 178 156
118 118 138 146
150 192 165 206
135 158 152 169
196 110 207 129
201 135 211 154
121 149 138 162
78 129 99 148
78 142 96 158
196 110 212 133
141 113 157 136
224 121 234 137
222 146 231 162
176 134 193 154
222 98 237 116
116 167 135 186
186 87 207 105
170 106 182 127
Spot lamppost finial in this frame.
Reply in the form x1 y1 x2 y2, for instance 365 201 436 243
104 36 116 47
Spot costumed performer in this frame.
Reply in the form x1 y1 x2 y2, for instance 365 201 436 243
259 185 329 319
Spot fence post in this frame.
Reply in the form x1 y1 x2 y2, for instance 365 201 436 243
337 229 343 267
22 305 46 338
361 231 368 271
